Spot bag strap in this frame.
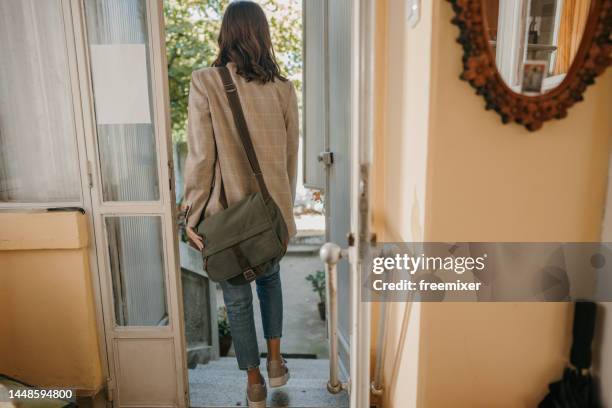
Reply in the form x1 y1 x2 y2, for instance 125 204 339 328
214 66 267 282
218 66 271 200
197 66 248 219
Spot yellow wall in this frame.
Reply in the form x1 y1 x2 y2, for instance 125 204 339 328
0 211 104 393
598 156 612 406
373 0 612 406
374 0 431 406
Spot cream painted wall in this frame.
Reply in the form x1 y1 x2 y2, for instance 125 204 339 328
596 147 612 406
0 212 104 393
373 0 431 406
372 1 612 407
594 302 612 407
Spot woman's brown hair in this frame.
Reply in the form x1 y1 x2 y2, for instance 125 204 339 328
213 1 286 83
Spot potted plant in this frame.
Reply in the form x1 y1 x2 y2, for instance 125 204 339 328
218 306 232 357
306 270 326 320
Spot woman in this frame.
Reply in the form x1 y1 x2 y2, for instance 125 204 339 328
183 1 298 407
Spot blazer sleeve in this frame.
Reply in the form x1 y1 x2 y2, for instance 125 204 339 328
184 72 215 229
284 82 299 203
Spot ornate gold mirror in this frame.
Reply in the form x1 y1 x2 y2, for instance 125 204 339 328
448 0 611 130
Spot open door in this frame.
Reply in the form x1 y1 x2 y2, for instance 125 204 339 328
70 0 188 406
306 0 373 406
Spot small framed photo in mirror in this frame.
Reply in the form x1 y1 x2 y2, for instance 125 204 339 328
521 61 547 94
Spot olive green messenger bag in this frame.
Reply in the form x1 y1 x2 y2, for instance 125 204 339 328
195 66 289 285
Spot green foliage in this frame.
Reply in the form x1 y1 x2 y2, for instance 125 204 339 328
306 270 326 303
164 0 227 142
164 0 302 143
218 306 231 337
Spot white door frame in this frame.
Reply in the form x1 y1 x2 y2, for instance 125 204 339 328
496 0 529 90
348 1 373 406
70 0 375 404
63 0 113 399
315 0 373 404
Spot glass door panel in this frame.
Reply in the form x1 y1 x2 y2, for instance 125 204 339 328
83 0 160 202
105 215 168 326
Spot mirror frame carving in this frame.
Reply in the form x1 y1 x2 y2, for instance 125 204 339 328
448 0 611 131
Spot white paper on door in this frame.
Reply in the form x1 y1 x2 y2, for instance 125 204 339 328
89 44 151 125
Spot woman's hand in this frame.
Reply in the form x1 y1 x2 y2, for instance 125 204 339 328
186 226 204 251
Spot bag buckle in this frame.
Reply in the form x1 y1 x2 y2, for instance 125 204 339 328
243 269 257 281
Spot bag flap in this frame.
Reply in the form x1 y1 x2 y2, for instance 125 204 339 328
198 192 273 256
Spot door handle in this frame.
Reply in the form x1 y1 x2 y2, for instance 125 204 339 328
320 242 349 394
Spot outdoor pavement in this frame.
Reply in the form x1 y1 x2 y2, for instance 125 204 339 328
217 251 329 359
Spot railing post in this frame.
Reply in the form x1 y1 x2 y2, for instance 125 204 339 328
320 242 348 394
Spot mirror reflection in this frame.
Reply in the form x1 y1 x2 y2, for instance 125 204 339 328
484 0 590 95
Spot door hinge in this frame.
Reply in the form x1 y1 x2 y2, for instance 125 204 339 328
106 377 114 402
318 151 334 166
347 232 355 247
168 160 174 192
86 161 94 188
359 163 372 258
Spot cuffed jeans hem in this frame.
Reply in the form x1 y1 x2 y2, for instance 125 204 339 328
263 334 282 340
241 363 260 371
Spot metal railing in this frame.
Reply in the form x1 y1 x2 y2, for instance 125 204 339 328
320 242 349 394
371 299 386 396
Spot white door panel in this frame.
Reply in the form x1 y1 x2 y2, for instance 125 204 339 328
302 0 327 190
72 0 187 406
327 0 353 382
316 1 372 406
114 338 178 406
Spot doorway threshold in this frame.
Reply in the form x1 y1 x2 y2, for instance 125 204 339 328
189 357 348 408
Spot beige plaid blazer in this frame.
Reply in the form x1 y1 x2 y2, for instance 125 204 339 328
183 63 299 237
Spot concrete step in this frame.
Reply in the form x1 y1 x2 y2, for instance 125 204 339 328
189 357 348 408
290 233 325 246
286 244 321 255
287 233 324 255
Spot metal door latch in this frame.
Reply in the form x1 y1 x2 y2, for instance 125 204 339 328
318 151 334 166
86 161 94 188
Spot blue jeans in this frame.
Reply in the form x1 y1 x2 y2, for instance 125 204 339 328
219 262 283 370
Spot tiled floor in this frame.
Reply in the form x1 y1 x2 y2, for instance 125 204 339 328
189 357 349 408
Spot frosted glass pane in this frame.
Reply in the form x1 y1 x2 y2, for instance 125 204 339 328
84 0 159 202
0 0 81 203
106 216 168 326
98 125 159 201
